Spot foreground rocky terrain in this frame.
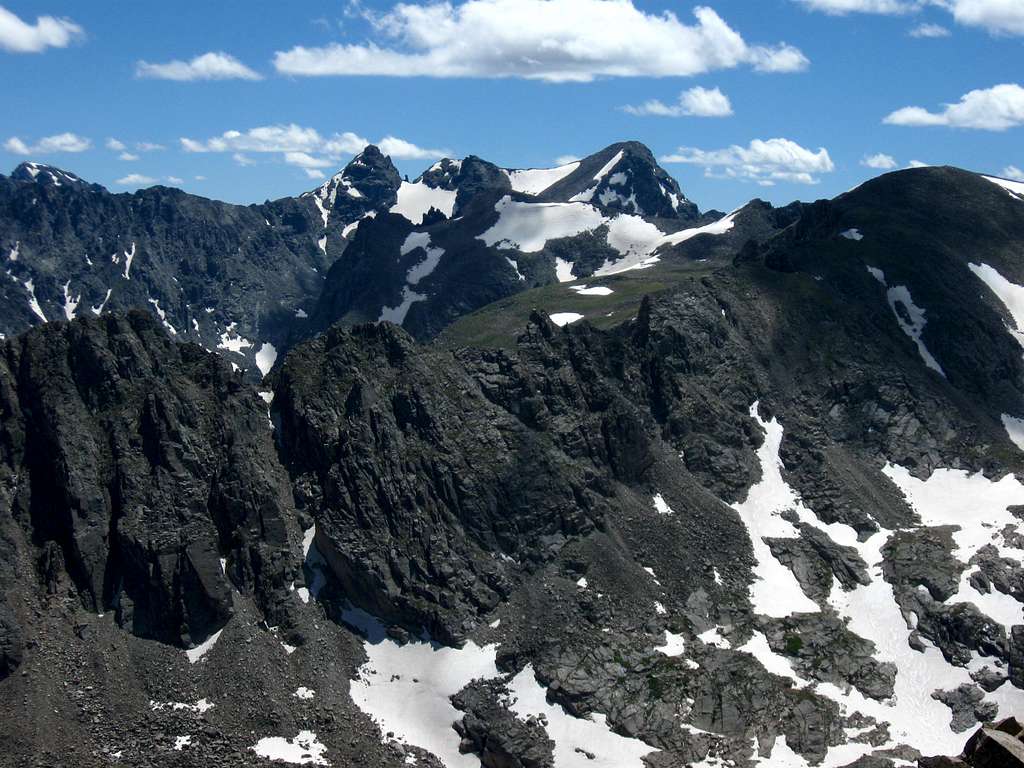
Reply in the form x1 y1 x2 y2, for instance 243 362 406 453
1 155 1024 767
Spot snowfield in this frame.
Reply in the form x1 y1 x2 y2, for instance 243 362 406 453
478 195 736 276
391 181 458 224
505 161 579 195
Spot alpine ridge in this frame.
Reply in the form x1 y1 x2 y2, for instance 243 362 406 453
2 144 1024 768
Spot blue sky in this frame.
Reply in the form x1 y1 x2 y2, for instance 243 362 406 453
1 0 1021 212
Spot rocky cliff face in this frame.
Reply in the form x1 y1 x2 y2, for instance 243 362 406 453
1 164 1024 768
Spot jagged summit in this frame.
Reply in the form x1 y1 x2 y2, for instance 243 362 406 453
10 162 91 189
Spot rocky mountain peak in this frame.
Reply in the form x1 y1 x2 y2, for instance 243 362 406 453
539 140 701 220
10 162 91 190
304 145 402 212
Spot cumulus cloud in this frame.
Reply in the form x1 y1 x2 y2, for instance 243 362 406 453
0 5 82 53
273 0 808 82
862 152 898 169
623 85 733 117
884 83 1024 130
119 152 139 161
4 132 91 155
136 142 166 152
106 138 126 151
166 176 184 185
180 124 451 165
304 169 326 180
555 154 581 165
908 159 930 167
115 173 157 186
1002 165 1024 181
947 0 1024 35
660 137 834 185
796 0 1024 35
794 0 920 13
136 52 262 81
910 21 951 36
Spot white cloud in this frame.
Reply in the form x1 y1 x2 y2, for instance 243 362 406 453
284 151 332 169
908 159 930 167
4 132 91 155
304 169 326 179
136 52 262 81
116 173 157 186
884 83 1024 130
909 21 951 36
194 175 207 181
555 154 581 165
377 135 452 159
794 0 920 13
232 153 255 166
660 137 835 185
946 0 1024 35
180 124 451 164
166 176 184 185
862 152 898 169
0 6 82 53
796 0 1024 35
106 138 126 151
1002 165 1024 181
624 85 733 117
136 142 165 152
273 1 808 82
119 152 139 161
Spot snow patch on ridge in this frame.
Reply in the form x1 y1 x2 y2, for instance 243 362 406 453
731 402 820 617
549 312 583 327
250 731 329 765
505 161 580 195
504 664 658 768
984 175 1024 200
391 181 457 224
865 266 944 376
255 343 278 377
968 262 1024 348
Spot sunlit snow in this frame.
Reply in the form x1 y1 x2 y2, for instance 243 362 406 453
250 731 329 766
504 664 657 768
391 181 457 224
255 343 278 377
968 262 1024 348
549 312 584 327
506 161 580 195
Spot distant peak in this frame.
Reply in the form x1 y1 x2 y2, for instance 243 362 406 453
10 162 88 188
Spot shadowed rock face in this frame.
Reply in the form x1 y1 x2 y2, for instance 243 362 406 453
0 311 300 658
1 165 1024 766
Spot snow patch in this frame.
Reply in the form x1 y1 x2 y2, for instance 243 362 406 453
346 607 498 768
984 175 1024 200
250 731 329 766
569 284 613 296
122 242 136 280
293 687 315 700
505 161 580 195
23 279 46 322
840 228 863 241
147 298 177 335
652 493 674 515
255 343 278 377
1002 414 1024 451
7 242 18 262
218 323 253 354
549 312 583 327
91 288 112 316
968 262 1024 348
504 664 657 768
731 402 821 617
62 281 80 321
185 628 223 664
391 181 457 224
866 268 944 375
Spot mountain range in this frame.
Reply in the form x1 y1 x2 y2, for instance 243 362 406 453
1 142 1024 768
